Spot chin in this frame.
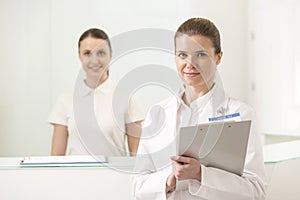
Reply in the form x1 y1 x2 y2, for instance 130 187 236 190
86 72 101 79
185 80 208 88
183 78 199 85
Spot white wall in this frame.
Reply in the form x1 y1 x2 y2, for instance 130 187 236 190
0 0 249 156
0 0 53 156
247 0 300 136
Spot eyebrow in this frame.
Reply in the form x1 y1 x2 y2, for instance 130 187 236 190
94 48 107 51
82 48 106 52
175 50 187 53
195 50 207 53
175 50 207 54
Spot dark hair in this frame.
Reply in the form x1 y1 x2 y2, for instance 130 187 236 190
78 28 112 52
175 18 221 54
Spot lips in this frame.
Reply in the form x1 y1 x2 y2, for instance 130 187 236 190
183 72 200 77
89 66 103 72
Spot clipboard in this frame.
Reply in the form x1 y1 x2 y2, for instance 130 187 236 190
175 120 251 191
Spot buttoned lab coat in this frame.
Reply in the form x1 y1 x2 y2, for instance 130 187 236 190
132 78 267 200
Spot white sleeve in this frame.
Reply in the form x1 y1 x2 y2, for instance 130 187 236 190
125 95 144 124
47 95 70 126
132 166 171 200
187 107 267 200
131 106 171 200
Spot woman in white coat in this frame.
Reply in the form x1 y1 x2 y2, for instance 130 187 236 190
132 18 266 199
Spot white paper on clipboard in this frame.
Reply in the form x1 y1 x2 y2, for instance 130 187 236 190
176 120 251 191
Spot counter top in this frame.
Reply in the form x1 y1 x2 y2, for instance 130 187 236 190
0 156 136 170
264 140 300 163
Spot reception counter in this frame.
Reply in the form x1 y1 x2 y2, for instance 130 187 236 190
264 140 300 200
1 140 300 200
0 157 136 200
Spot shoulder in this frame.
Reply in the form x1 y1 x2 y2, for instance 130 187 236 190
227 97 253 111
104 78 117 91
156 96 178 108
145 96 178 116
51 93 73 113
48 93 73 125
144 96 178 120
227 97 254 120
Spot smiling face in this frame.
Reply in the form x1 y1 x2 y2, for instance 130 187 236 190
78 36 111 84
175 34 222 91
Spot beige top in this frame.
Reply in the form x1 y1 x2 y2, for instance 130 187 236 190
48 78 144 156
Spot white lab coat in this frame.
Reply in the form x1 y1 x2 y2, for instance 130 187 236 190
132 76 267 200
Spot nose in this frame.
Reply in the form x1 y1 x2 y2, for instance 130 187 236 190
185 57 197 70
90 53 100 65
186 62 192 70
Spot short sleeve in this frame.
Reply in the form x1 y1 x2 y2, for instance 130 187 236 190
125 95 144 124
48 94 72 126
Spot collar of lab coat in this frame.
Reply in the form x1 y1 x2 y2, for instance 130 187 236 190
177 83 214 111
174 72 228 116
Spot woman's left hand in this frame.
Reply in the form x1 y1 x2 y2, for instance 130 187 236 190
170 156 201 182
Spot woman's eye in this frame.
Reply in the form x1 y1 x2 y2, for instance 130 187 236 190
97 51 106 56
178 52 187 58
83 51 91 57
197 52 207 57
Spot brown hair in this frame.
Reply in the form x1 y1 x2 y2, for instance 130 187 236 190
78 28 112 52
175 18 221 54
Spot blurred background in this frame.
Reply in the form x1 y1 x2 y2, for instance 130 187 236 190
0 0 299 156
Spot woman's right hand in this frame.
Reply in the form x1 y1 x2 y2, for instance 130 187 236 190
166 172 176 193
171 156 201 182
